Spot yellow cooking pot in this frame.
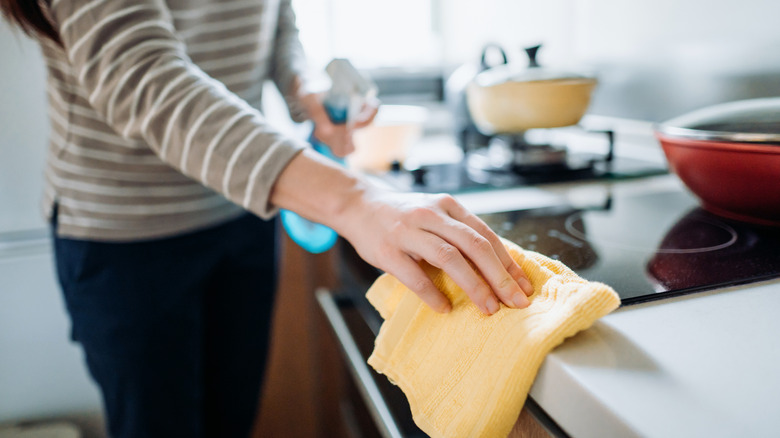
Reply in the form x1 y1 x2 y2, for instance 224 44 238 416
466 46 598 135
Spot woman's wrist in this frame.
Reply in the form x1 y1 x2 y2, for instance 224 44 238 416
328 178 379 240
270 148 368 228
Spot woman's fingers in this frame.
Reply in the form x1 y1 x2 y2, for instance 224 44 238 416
404 229 501 315
313 123 354 157
326 125 354 157
351 99 380 129
301 92 379 158
300 91 330 125
441 196 535 296
420 216 530 310
385 253 452 313
406 197 530 310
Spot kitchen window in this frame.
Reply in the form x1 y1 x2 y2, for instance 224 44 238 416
294 0 442 70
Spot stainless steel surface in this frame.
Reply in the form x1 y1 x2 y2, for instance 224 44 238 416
654 97 780 144
473 64 596 87
466 141 569 171
316 290 403 438
653 125 780 144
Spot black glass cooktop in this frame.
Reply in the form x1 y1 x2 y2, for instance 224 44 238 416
478 189 780 305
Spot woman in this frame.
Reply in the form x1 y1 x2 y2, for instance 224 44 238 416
1 1 534 437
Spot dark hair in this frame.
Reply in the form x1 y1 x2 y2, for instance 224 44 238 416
1 0 60 44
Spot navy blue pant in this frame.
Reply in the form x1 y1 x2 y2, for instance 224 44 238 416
53 213 278 438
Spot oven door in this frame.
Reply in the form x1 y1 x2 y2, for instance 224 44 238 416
316 289 424 438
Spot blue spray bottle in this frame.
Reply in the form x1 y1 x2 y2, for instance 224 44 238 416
280 59 377 253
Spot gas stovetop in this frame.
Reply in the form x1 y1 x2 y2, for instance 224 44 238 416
382 125 669 193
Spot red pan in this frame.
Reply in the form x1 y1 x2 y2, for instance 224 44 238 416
654 98 780 227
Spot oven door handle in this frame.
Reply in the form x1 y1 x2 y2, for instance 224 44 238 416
316 289 404 438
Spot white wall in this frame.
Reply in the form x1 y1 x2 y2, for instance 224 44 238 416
572 0 780 63
436 0 780 80
295 0 579 70
570 0 780 120
438 0 577 68
0 23 49 234
445 0 780 120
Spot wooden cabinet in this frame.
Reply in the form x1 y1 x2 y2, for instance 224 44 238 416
253 234 345 438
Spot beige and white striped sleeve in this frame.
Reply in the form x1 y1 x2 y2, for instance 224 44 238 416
47 0 308 219
270 0 310 123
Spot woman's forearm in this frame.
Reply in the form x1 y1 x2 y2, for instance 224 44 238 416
270 149 535 315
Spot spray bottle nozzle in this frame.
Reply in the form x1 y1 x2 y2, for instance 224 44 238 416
323 59 378 124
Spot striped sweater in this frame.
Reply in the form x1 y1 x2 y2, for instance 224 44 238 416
39 0 311 241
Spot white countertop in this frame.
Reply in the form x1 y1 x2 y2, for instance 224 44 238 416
531 276 780 438
453 174 780 438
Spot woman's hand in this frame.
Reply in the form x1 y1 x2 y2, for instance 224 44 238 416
299 92 379 158
335 187 534 315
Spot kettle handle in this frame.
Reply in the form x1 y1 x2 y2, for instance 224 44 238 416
479 43 508 71
525 44 542 68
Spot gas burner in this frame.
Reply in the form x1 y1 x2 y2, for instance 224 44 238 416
466 136 570 173
464 127 616 177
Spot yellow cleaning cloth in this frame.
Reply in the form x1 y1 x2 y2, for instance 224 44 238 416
366 238 620 438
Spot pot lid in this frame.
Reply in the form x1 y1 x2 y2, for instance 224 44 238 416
473 44 596 87
474 65 594 87
656 97 780 144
